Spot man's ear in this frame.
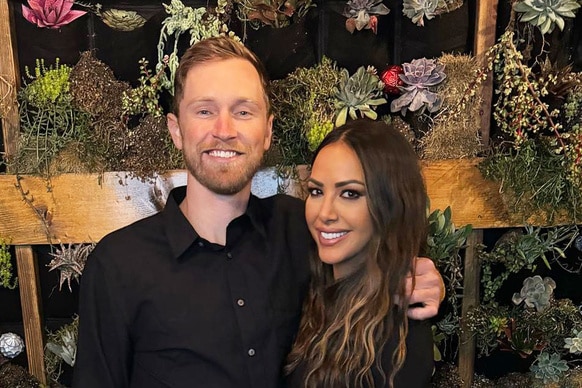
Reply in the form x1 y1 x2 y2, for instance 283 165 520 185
264 114 274 151
167 113 183 150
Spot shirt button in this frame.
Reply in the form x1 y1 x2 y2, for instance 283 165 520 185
248 348 255 357
237 299 245 307
226 252 233 260
197 241 204 247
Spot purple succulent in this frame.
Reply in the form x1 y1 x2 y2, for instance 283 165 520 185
390 57 446 115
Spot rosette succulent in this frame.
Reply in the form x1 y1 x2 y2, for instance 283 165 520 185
343 0 390 34
530 352 569 384
100 9 147 31
390 57 446 116
402 0 439 27
22 0 87 29
513 0 581 35
333 66 387 127
564 330 582 354
511 275 556 312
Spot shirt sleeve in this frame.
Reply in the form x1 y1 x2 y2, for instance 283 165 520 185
72 252 132 388
389 318 434 388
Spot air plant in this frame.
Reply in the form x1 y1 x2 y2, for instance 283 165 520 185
47 243 95 292
342 0 390 34
390 57 446 116
21 0 87 29
513 0 581 35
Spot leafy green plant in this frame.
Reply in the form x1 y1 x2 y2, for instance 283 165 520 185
0 238 17 290
480 225 578 303
122 58 168 119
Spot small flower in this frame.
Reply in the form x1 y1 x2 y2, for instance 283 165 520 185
380 65 404 95
511 275 556 312
0 333 25 359
564 330 582 354
22 0 87 29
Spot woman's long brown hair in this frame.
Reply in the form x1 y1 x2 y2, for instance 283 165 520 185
285 119 428 387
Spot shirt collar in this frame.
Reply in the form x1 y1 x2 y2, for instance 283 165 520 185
162 186 267 260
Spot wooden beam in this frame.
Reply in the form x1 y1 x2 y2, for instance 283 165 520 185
15 246 47 385
473 0 499 146
0 160 574 245
458 230 483 388
0 0 20 160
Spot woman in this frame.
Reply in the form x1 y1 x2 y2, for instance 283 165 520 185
285 119 433 387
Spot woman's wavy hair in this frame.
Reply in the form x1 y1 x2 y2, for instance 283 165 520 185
285 119 428 387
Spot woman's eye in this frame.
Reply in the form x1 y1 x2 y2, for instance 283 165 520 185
307 187 322 197
341 190 361 199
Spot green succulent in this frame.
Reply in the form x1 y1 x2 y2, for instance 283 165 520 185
530 352 569 383
333 66 387 127
513 0 581 35
100 9 146 31
564 330 582 354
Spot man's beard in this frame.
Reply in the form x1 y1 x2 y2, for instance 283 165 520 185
183 144 264 195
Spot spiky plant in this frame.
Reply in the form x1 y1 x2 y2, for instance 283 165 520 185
513 0 581 35
47 243 95 292
333 66 387 127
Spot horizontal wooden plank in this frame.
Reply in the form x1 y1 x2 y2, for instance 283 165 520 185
0 159 573 245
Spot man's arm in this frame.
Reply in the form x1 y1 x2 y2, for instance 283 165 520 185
406 257 445 320
73 253 132 387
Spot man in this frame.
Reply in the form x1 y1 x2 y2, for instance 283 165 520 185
73 36 444 388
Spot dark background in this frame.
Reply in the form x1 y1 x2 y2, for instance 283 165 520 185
1 0 581 385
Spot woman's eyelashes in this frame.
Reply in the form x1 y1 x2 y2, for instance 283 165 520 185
306 186 365 199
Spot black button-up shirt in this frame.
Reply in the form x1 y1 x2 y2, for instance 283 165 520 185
73 187 311 388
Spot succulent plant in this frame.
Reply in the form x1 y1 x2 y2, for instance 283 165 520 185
235 0 314 28
333 66 387 127
0 333 25 359
511 275 556 312
390 57 446 116
564 330 582 354
46 328 77 367
342 0 390 34
22 0 87 29
100 9 146 31
47 243 95 292
402 0 439 27
530 352 569 383
513 0 581 35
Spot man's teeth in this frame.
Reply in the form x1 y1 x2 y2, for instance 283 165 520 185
209 150 237 158
321 231 347 240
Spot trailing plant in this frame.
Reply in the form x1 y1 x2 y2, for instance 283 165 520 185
0 238 17 290
156 0 236 96
122 58 168 119
479 139 582 223
479 225 578 304
426 206 472 359
235 0 314 29
14 58 91 175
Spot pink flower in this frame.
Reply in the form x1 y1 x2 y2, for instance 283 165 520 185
22 0 86 29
